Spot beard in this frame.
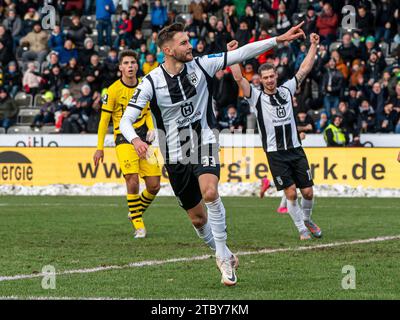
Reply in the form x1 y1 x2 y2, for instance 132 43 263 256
173 50 193 63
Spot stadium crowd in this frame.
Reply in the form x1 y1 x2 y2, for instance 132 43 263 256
0 0 400 143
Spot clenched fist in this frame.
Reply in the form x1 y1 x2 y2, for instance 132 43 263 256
310 33 320 45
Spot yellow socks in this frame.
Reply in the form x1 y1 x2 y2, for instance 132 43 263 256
127 194 144 230
127 190 156 230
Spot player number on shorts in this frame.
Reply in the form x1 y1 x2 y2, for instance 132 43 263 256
202 156 216 167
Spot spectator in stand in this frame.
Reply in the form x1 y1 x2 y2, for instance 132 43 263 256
322 58 343 117
22 61 42 95
84 54 103 93
22 7 40 35
303 5 317 36
346 86 361 115
356 4 375 38
338 101 358 135
58 39 78 67
2 8 23 50
218 105 244 133
66 15 92 51
151 0 168 32
0 25 13 53
193 39 209 57
42 51 60 76
63 57 82 84
358 99 376 133
189 0 208 26
130 29 146 50
3 61 21 98
19 22 49 63
349 59 365 87
338 33 358 65
78 38 98 67
103 48 120 87
31 91 56 128
323 115 350 147
376 102 398 133
142 53 159 75
275 1 292 35
235 20 251 47
0 39 14 67
213 69 238 116
316 2 338 46
243 5 257 31
44 64 65 100
374 0 395 44
68 69 86 99
0 87 18 132
249 29 274 65
77 84 94 126
213 19 232 52
114 10 133 49
129 3 148 35
48 25 64 53
369 82 388 113
364 50 385 86
96 0 115 47
296 111 315 134
315 112 329 133
147 31 158 55
331 50 349 80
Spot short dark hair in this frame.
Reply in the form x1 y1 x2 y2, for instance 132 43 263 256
157 22 185 48
258 63 276 75
118 49 139 64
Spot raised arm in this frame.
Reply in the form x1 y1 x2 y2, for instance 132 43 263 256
295 33 320 85
227 41 252 98
226 22 306 67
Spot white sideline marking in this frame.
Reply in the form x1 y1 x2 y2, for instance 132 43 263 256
1 235 399 283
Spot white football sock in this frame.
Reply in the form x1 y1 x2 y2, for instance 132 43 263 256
280 194 287 208
301 198 314 222
287 199 307 233
193 222 216 250
205 197 230 259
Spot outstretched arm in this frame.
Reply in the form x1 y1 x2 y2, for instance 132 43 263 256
295 33 319 85
227 41 251 98
225 22 306 67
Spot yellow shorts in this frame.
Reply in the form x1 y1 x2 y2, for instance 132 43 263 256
115 143 162 178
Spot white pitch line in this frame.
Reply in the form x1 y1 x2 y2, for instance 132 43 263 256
0 235 399 283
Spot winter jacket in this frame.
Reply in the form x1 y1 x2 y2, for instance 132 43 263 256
20 30 49 52
96 0 116 21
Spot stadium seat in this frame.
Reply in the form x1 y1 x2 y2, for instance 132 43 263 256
33 94 47 109
80 15 96 29
7 125 34 134
390 42 399 54
14 92 33 109
40 125 56 133
97 46 110 58
17 109 40 124
379 42 389 56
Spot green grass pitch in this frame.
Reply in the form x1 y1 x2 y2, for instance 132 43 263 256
0 196 399 299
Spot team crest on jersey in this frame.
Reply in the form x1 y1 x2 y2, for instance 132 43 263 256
276 105 286 118
181 102 194 117
187 72 199 86
276 176 283 185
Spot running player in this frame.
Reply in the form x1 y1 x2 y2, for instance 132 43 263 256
120 22 306 285
94 50 162 239
230 33 322 240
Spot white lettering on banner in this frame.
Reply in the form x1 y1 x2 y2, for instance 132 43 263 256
0 134 398 147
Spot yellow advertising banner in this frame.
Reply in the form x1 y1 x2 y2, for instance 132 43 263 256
0 147 399 188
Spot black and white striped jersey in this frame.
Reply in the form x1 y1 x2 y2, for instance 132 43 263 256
124 53 227 162
246 77 302 153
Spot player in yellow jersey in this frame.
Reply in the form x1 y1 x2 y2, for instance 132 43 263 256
93 50 162 239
